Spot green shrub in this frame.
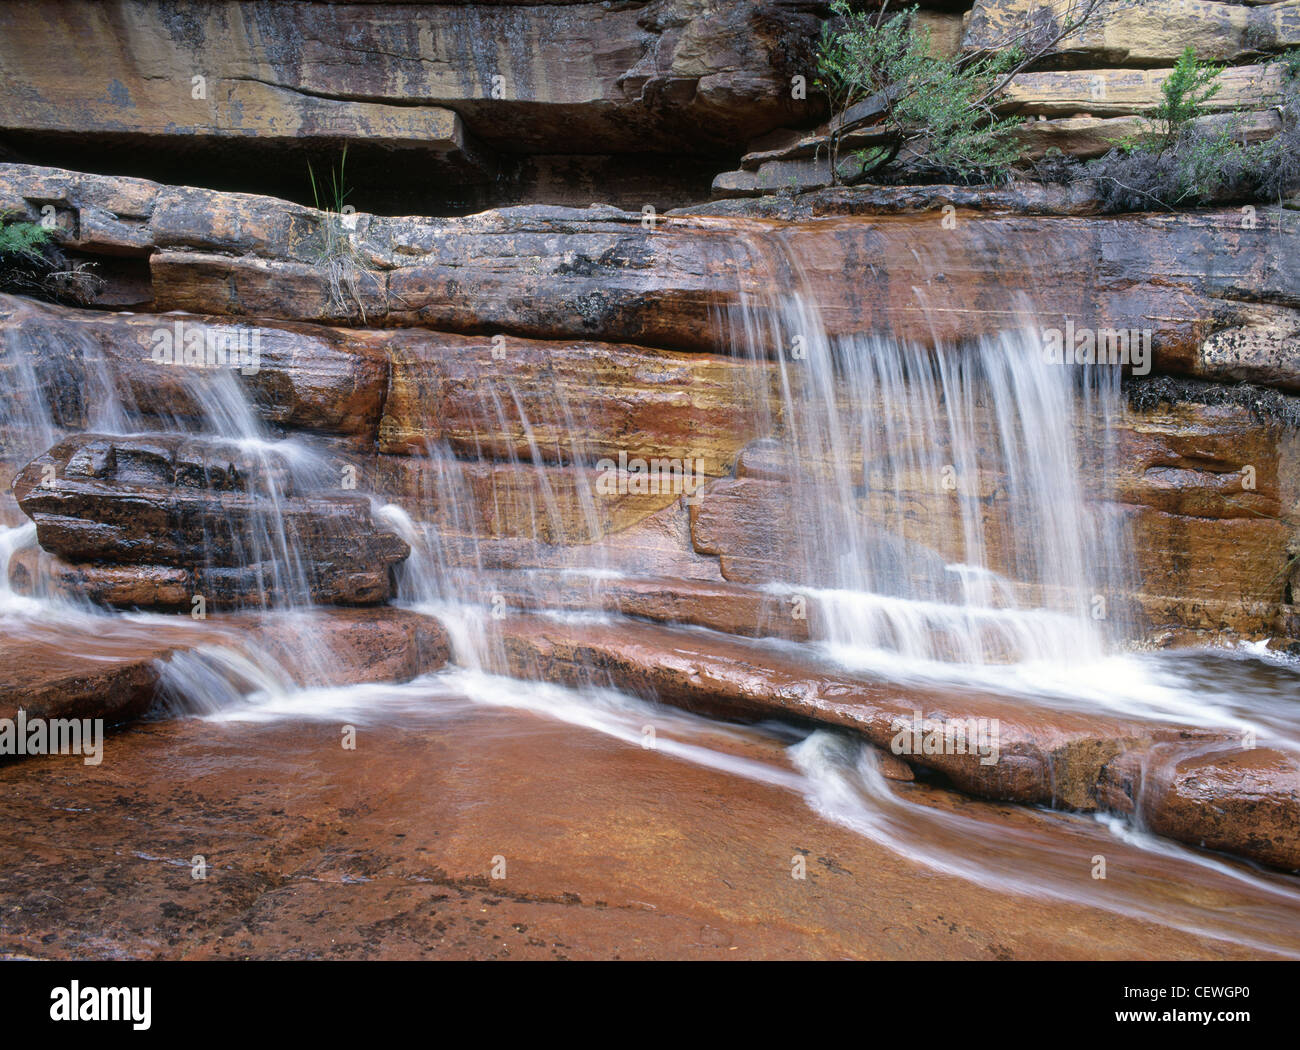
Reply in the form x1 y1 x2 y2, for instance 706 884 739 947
1085 49 1300 210
815 1 1025 183
1147 47 1223 152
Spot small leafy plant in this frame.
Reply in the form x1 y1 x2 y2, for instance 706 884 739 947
0 213 104 304
0 216 52 260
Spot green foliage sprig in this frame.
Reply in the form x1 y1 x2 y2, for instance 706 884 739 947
0 215 52 260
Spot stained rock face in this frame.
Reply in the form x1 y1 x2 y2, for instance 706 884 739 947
12 433 410 609
377 328 773 477
963 0 1300 67
0 0 821 209
3 163 1295 386
1115 392 1300 626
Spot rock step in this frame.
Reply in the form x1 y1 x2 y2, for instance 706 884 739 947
719 109 1287 194
1101 742 1300 872
1015 108 1284 160
4 163 1297 369
963 0 1300 67
13 433 410 608
0 607 451 731
492 613 1300 869
1000 63 1288 118
457 570 812 641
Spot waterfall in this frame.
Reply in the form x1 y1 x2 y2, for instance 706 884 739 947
732 292 1133 668
0 295 383 613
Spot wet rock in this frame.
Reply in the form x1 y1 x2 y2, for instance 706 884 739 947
1100 744 1300 870
2 713 1288 959
874 748 917 782
9 550 192 609
369 455 683 547
0 625 175 729
495 613 1300 868
689 475 801 583
251 607 452 688
495 613 1183 809
0 295 391 444
1112 393 1300 635
4 299 1295 644
458 569 813 641
12 433 409 608
0 608 451 728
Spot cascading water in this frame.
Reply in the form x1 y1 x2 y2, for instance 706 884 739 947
0 295 393 694
3 207 1298 957
730 290 1133 669
702 226 1300 762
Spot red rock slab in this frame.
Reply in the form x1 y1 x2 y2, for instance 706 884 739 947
492 614 1220 811
487 614 1300 869
1101 743 1300 871
0 711 1293 960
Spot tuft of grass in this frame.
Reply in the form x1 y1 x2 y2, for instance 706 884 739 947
307 146 381 323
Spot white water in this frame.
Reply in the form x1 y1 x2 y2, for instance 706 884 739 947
728 290 1132 667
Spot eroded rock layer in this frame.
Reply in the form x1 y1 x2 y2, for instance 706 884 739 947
12 433 410 607
0 0 823 210
1 163 1294 387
